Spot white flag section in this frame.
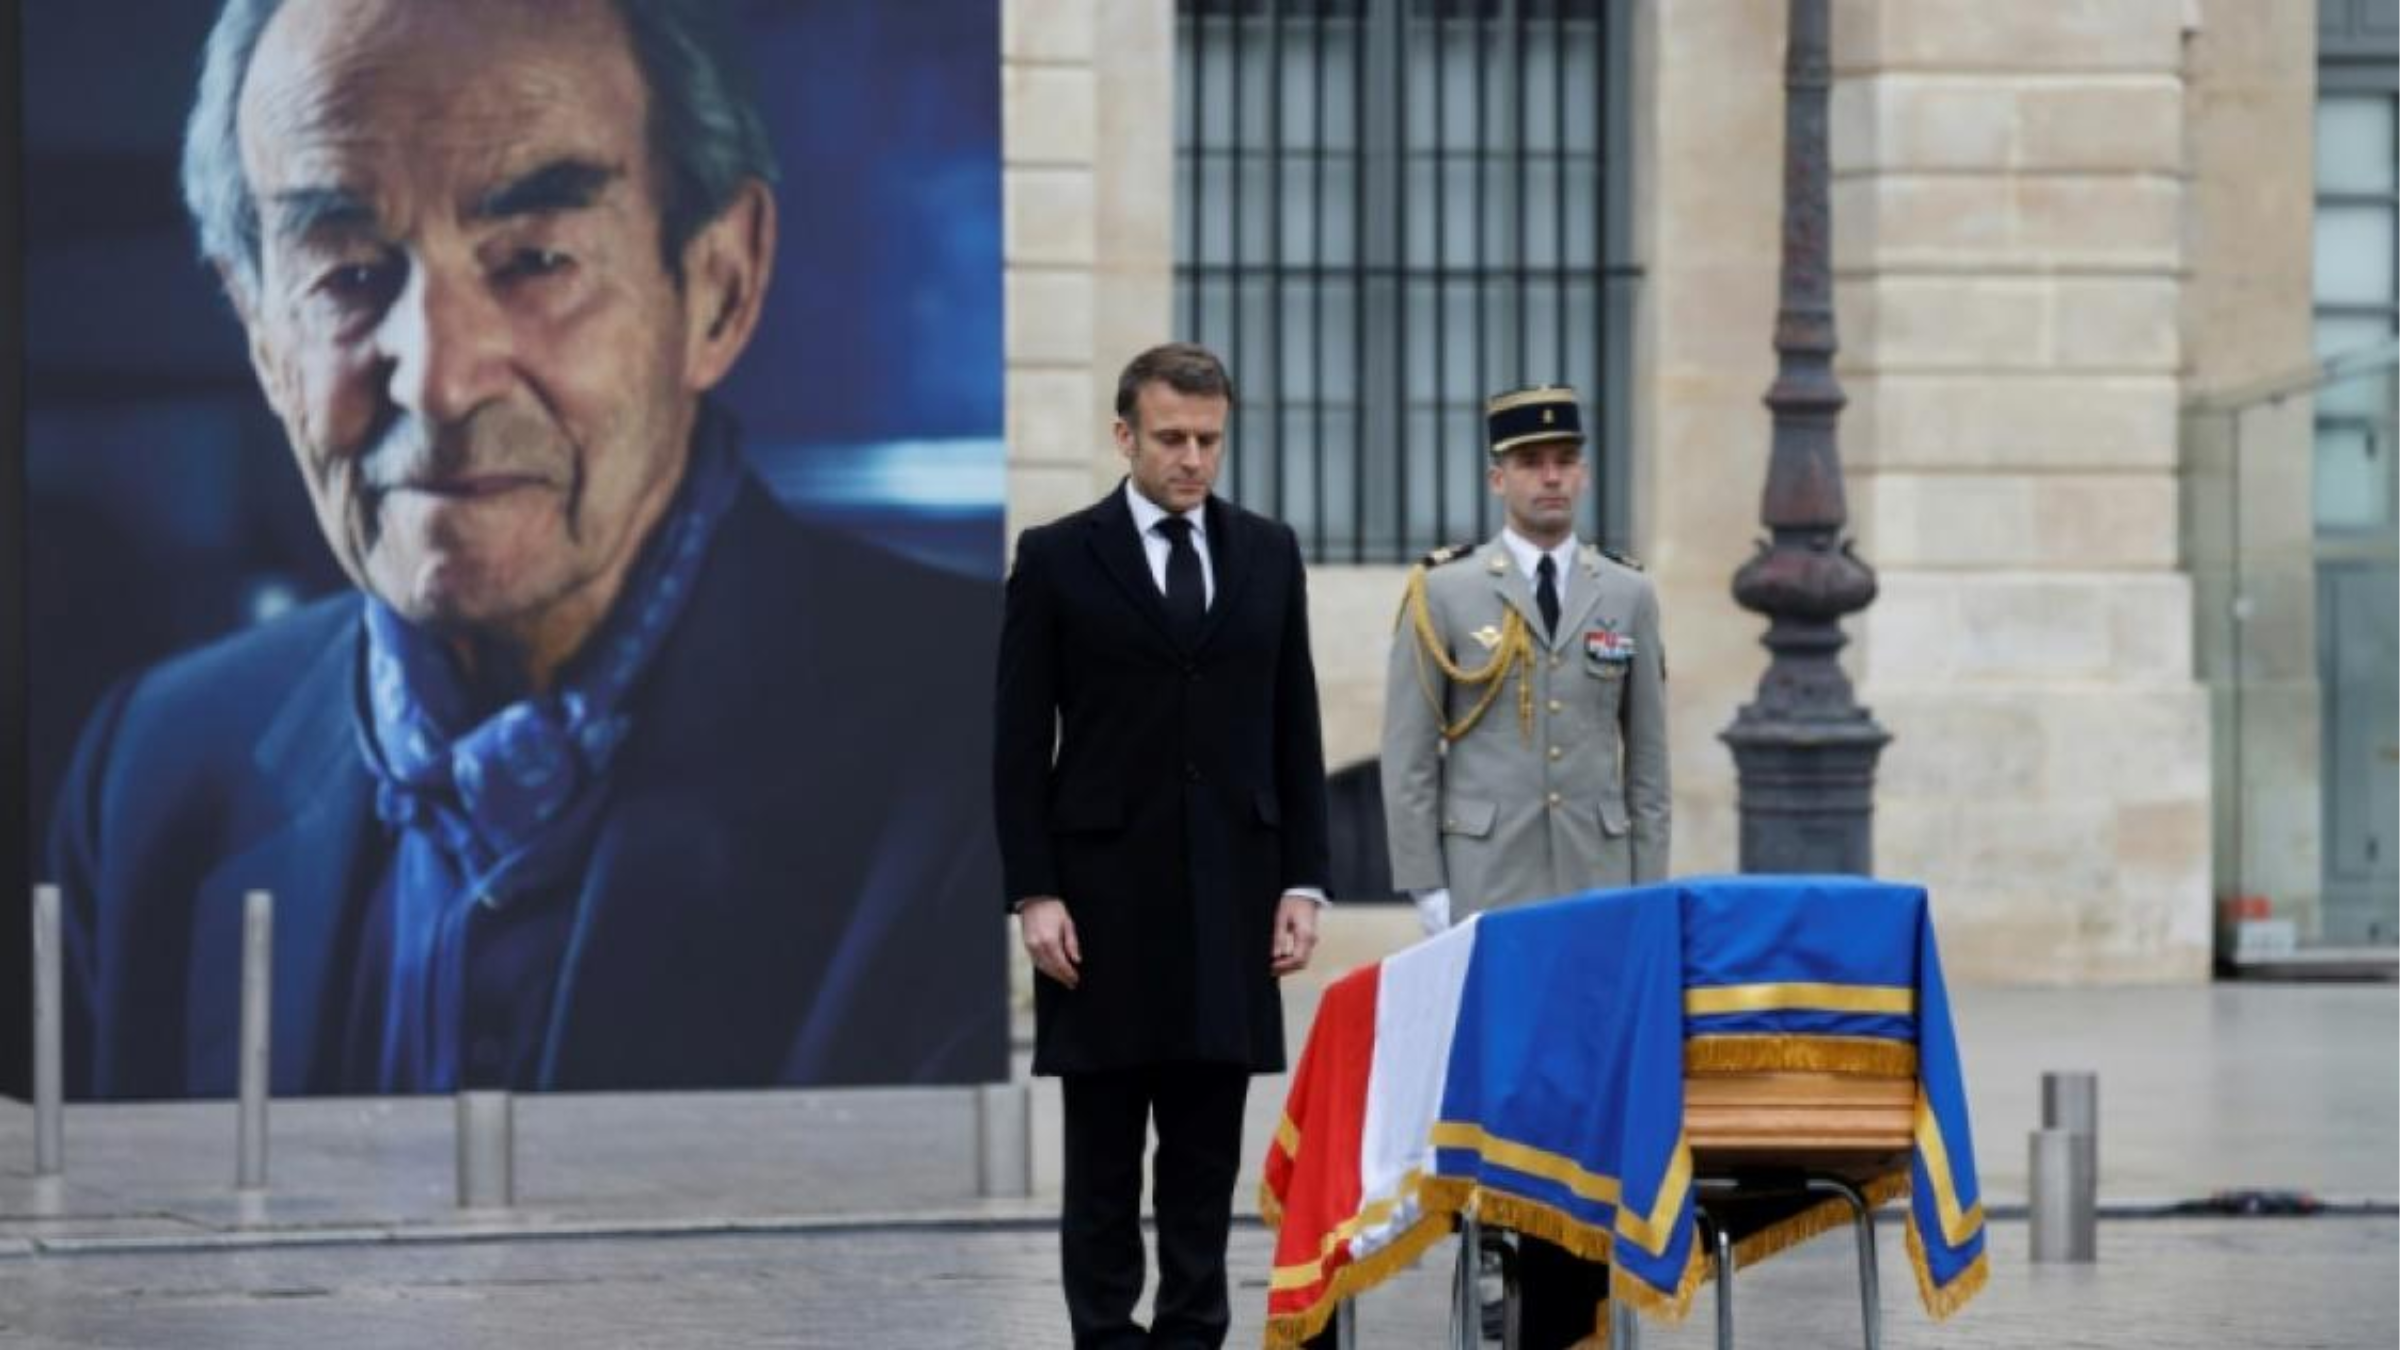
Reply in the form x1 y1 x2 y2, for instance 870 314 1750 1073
1351 914 1480 1263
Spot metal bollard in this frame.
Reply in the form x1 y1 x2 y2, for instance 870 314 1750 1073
236 890 272 1190
974 1081 1032 1198
33 885 64 1177
456 1090 515 1209
2041 1071 2099 1157
2029 1127 2096 1261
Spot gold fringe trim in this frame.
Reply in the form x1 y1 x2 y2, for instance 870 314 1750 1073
1904 1211 1991 1321
1260 1211 1455 1349
1614 1238 1708 1322
1261 1166 1966 1347
1684 1034 1919 1079
1455 1187 1704 1323
1258 1179 1285 1231
1722 1169 1912 1273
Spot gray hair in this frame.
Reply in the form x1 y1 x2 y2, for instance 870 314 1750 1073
182 0 781 300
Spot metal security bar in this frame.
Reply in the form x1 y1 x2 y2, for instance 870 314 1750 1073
1176 0 1638 564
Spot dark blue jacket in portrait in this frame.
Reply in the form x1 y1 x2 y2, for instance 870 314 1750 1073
50 478 1005 1099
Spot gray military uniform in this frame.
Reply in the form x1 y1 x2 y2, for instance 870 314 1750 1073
1381 536 1670 917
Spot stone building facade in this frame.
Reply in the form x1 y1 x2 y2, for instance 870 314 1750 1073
999 0 2362 983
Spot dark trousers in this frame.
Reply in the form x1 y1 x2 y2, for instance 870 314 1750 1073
1517 1235 1611 1350
1061 1063 1251 1350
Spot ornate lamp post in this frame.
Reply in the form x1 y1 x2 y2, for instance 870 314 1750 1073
1720 0 1890 874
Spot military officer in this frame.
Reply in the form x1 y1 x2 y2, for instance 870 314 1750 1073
1377 384 1670 1347
1381 384 1670 933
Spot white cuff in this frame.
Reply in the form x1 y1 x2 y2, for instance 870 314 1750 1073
1411 888 1452 935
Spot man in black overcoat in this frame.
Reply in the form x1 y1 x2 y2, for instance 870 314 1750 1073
993 342 1332 1349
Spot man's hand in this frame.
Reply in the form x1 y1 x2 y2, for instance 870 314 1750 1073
1270 893 1320 976
1019 897 1081 989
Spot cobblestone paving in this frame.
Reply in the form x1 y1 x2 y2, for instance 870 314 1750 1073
2 1216 2393 1348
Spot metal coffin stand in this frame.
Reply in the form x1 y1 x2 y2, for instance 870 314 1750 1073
1319 1069 1913 1349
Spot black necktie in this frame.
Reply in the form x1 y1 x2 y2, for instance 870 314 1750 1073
1159 516 1205 646
1535 554 1560 638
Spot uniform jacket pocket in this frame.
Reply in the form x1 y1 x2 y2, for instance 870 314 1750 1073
1441 797 1499 839
1597 795 1629 838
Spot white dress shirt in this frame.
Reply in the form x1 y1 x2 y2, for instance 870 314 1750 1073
1500 527 1579 614
1124 480 1216 606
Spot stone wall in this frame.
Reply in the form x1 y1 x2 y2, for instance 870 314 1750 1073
1831 0 2213 981
1002 0 1175 541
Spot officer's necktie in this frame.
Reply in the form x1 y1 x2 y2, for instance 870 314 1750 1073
1535 553 1561 639
1159 515 1206 646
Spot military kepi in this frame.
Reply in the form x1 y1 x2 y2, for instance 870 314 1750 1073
1485 385 1585 458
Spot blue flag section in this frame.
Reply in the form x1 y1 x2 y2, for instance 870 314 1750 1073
1431 885 1703 1315
1677 875 1990 1317
1420 876 1988 1330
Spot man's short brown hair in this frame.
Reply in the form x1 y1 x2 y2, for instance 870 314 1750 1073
1114 343 1235 428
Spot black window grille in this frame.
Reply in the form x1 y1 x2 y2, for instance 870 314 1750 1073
1175 0 1639 564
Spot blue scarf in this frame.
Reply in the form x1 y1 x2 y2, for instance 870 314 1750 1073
359 410 744 884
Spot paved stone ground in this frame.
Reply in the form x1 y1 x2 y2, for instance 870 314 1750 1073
0 1215 2392 1348
0 981 2390 1345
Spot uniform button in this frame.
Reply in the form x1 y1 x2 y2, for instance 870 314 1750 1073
1547 792 1562 808
1552 655 1564 669
1444 818 1458 830
1547 699 1563 714
1185 762 1202 783
1549 746 1563 761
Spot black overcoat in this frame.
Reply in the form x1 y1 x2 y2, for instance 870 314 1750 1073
993 485 1331 1075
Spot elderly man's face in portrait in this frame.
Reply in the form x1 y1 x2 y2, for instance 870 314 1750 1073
233 0 749 660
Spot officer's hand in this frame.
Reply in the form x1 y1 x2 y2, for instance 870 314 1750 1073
1270 894 1320 976
1019 897 1081 989
1412 887 1452 936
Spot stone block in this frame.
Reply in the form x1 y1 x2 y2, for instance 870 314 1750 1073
1857 0 2187 73
1852 572 1958 684
1845 373 2179 472
1002 0 1097 64
1005 167 1096 269
1003 65 1095 167
2018 81 2184 172
2038 683 2212 802
1951 577 2113 680
2031 475 2181 570
1006 462 1105 542
1859 472 2035 569
1007 367 1096 468
1006 268 1094 368
2107 573 2199 682
1308 565 1413 768
2015 177 2181 269
2051 277 2180 372
1832 174 2012 270
1656 402 1776 559
2117 798 2215 894
1867 688 2049 800
1842 276 2049 371
1851 76 2018 170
